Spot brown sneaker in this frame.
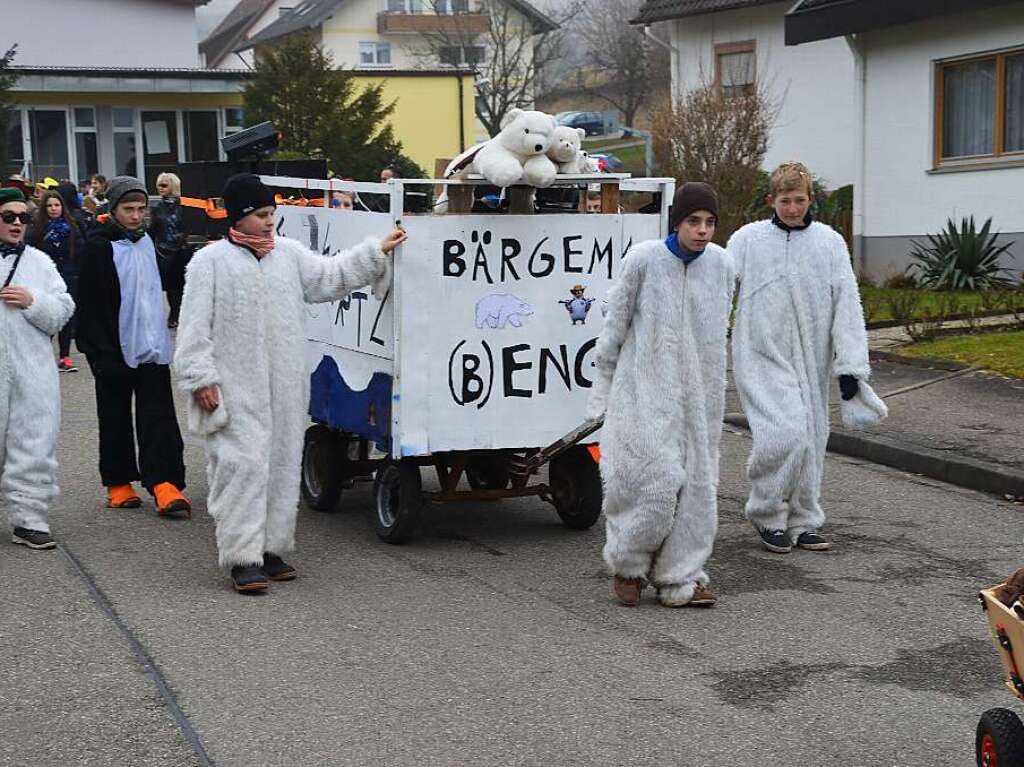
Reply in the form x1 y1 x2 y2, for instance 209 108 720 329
658 582 717 608
613 576 644 606
688 584 717 607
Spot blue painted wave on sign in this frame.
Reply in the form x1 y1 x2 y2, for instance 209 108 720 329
308 355 392 449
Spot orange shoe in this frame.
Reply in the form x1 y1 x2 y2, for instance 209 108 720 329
154 482 191 517
107 484 142 509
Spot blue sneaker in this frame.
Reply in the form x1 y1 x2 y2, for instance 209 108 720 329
758 528 792 553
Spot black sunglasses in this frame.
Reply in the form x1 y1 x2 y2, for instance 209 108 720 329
0 211 31 225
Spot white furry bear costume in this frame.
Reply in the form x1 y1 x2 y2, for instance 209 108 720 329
587 239 735 601
729 220 870 539
0 244 75 533
173 236 389 567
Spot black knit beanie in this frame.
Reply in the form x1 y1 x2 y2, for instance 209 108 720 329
57 182 81 211
669 182 719 231
223 173 276 225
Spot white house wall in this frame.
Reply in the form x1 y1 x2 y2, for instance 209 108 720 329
860 6 1024 279
670 1 857 189
2 0 201 69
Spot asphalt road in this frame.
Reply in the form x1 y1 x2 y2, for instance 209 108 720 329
2 360 1022 766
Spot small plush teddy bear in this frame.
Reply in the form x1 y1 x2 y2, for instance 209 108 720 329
446 108 558 188
547 126 599 175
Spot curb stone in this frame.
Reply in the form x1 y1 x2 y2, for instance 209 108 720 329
723 413 1024 499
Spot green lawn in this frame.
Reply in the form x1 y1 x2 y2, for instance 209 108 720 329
859 287 995 323
897 330 1024 378
583 139 647 175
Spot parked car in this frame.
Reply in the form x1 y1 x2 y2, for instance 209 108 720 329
588 153 623 172
556 111 605 137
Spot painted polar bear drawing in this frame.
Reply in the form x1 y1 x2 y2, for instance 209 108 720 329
475 294 534 329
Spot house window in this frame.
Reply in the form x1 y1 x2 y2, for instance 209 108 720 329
4 109 25 177
359 42 392 66
73 108 99 181
185 111 220 162
440 45 484 66
112 107 138 178
715 41 755 99
28 109 71 182
224 107 244 137
937 48 1024 165
436 0 470 13
385 0 422 12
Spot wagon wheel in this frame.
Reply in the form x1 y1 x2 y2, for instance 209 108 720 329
465 455 511 492
976 708 1024 766
548 446 602 530
373 459 423 544
301 425 345 512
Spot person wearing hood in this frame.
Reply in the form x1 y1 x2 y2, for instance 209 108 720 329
174 174 406 593
728 161 884 555
586 182 735 608
29 189 85 371
76 176 191 517
0 187 75 549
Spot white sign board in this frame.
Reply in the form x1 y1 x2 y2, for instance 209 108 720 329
394 213 661 456
277 206 395 361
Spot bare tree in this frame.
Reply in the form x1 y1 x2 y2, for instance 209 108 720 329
575 0 668 128
651 81 779 244
406 0 570 137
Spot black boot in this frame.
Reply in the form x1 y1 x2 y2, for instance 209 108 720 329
263 553 297 581
231 564 268 593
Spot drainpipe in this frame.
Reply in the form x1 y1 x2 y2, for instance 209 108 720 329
643 23 681 103
457 73 466 153
846 33 867 278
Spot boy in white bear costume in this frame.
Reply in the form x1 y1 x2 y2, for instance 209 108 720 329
729 161 883 554
174 174 406 593
587 183 734 608
0 187 75 550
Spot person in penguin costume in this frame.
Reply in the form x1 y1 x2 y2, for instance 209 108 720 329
173 174 406 593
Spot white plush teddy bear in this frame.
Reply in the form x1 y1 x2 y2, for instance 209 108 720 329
445 108 558 188
547 126 600 174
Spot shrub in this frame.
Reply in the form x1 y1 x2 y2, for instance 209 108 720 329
907 216 1014 291
652 82 776 244
883 272 917 290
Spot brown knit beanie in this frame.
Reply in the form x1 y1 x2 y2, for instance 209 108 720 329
669 182 719 231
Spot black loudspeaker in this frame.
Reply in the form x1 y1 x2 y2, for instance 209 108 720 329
175 159 328 242
221 121 280 162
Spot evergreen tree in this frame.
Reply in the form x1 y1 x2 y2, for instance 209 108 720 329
0 46 19 175
243 34 424 180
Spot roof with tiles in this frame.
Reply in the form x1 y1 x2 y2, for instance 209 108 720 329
631 0 781 24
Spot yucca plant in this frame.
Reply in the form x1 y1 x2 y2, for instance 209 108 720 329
907 216 1014 290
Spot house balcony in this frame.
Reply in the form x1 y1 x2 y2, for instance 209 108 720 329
377 12 490 36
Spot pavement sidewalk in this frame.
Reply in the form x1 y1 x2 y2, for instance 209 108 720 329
725 317 1024 499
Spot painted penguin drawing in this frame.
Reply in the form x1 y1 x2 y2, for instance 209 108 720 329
475 293 534 329
559 284 595 325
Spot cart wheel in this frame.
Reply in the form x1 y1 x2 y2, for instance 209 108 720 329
976 708 1024 766
373 460 423 544
465 455 510 491
549 446 602 530
301 425 345 512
